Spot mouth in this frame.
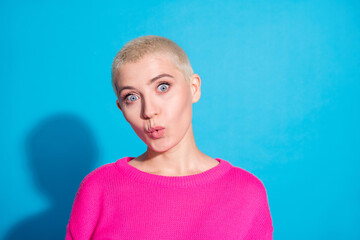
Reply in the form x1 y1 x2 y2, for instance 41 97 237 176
146 126 165 139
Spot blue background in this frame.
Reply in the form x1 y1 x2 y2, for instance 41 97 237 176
1 0 359 239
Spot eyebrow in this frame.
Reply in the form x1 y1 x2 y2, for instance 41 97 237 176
118 73 174 95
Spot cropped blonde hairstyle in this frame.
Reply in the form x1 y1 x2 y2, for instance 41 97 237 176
111 35 194 98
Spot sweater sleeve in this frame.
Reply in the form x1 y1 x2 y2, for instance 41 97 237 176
65 171 103 240
244 180 273 240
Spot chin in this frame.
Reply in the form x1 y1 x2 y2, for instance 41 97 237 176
148 144 171 153
147 141 176 153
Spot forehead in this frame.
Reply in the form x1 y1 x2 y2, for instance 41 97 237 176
116 52 183 84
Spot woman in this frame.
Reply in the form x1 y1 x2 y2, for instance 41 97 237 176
66 35 273 239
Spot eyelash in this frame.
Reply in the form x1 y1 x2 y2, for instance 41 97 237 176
121 81 171 105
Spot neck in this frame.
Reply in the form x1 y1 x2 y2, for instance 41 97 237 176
136 124 213 176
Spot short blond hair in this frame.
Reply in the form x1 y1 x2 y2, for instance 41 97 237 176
111 35 194 97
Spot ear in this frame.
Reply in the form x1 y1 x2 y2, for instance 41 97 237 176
190 74 201 103
116 99 122 112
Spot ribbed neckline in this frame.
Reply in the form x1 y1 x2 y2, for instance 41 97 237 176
115 156 233 188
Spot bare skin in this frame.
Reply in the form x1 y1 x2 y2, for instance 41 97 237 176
128 124 219 176
115 52 219 176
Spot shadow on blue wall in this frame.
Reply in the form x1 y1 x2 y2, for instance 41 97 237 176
4 113 98 240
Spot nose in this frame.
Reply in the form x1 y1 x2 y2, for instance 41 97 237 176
141 96 159 119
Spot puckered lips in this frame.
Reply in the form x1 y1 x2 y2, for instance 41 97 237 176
146 126 165 139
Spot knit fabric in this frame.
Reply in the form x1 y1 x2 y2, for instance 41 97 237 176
65 157 273 239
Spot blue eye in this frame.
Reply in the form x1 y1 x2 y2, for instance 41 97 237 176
128 95 138 102
158 83 169 92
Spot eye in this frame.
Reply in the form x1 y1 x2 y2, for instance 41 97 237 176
122 94 139 104
157 82 170 92
128 95 138 102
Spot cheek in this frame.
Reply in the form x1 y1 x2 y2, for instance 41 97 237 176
167 91 192 123
126 116 147 141
122 108 141 129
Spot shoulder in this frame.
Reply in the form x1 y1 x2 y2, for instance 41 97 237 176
228 166 269 201
231 166 265 185
67 161 121 238
76 161 119 194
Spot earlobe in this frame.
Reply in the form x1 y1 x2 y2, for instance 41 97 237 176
116 99 122 111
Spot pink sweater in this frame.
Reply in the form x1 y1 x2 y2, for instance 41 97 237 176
65 157 273 239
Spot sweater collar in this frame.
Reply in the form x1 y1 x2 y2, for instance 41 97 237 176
115 156 233 188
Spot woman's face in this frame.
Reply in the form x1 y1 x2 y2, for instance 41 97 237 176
115 53 200 152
